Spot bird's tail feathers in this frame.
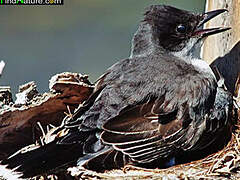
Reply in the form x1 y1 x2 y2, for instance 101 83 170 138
1 139 84 178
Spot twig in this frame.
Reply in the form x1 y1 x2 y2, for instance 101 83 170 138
0 60 5 77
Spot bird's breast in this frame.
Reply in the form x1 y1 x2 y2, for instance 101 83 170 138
190 58 216 78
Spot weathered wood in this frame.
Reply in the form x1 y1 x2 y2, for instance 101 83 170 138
0 72 93 160
202 0 240 94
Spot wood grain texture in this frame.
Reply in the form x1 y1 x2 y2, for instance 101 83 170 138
202 0 240 94
0 73 93 160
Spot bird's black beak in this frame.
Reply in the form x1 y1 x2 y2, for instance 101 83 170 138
193 9 231 37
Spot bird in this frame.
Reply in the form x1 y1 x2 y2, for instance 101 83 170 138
1 5 233 178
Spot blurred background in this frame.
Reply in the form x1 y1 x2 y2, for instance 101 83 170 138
0 0 206 96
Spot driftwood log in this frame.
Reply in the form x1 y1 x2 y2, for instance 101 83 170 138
0 72 93 160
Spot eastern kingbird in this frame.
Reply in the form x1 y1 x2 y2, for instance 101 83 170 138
2 5 233 178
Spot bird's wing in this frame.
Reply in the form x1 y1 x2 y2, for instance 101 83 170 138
101 101 185 163
60 55 219 165
100 78 217 164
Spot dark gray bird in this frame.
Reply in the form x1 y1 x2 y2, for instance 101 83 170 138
1 5 233 178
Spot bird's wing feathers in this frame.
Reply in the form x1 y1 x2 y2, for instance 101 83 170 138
100 80 215 164
63 56 217 165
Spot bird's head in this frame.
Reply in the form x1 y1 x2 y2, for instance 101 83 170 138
131 5 230 58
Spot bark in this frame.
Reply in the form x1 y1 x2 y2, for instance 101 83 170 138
0 72 93 160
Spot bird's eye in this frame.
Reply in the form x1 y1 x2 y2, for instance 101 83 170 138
176 24 187 34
